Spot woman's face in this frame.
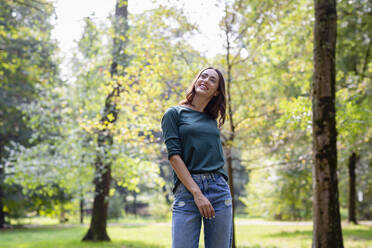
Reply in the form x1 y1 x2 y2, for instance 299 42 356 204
194 69 220 98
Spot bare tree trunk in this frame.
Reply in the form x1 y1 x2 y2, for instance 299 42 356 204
312 0 343 247
82 0 128 241
133 191 137 216
83 147 112 241
80 197 84 225
0 174 4 229
225 35 236 247
60 204 69 224
348 152 358 224
159 164 171 205
0 145 5 229
226 148 236 248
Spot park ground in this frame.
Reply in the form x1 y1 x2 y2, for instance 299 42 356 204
0 217 371 248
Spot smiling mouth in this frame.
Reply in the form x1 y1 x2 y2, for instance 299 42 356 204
199 84 208 90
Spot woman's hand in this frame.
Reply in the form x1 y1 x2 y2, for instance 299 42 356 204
193 191 215 219
168 155 215 219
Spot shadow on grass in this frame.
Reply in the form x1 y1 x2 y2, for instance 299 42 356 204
0 226 85 234
118 240 164 248
266 227 372 241
0 223 150 232
264 229 312 238
81 240 164 248
1 225 167 248
0 240 164 248
238 245 279 248
343 228 372 240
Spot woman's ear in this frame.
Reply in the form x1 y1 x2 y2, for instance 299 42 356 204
214 91 219 97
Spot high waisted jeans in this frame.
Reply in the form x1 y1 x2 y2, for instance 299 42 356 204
172 172 233 248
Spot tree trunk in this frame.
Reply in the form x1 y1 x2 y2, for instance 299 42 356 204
226 148 236 248
0 147 5 229
348 152 358 224
59 204 66 224
80 197 84 225
225 23 236 247
82 148 112 241
0 174 4 229
312 0 343 247
225 38 236 247
159 164 171 205
82 0 128 241
133 191 137 216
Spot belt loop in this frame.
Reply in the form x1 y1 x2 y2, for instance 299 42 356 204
212 173 215 181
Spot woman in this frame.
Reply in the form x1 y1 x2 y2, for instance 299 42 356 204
161 67 232 248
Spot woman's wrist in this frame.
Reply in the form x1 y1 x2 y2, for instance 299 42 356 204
191 187 202 197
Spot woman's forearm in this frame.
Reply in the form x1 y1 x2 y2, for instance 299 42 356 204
169 155 202 196
169 155 215 218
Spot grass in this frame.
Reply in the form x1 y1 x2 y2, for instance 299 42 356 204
235 223 372 248
9 214 170 226
0 219 371 248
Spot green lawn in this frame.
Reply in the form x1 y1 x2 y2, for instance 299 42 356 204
0 220 371 248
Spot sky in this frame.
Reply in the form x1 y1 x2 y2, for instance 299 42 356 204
51 0 225 78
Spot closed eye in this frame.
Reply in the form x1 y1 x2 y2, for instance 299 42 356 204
200 73 217 83
210 76 217 83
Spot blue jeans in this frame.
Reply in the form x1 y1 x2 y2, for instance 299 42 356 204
172 172 233 248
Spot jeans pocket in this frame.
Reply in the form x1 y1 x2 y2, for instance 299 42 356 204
174 183 185 198
215 176 231 196
216 176 228 187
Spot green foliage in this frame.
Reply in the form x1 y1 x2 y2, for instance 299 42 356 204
107 191 125 220
0 0 58 140
0 0 60 224
335 0 372 219
217 0 315 220
147 191 172 220
3 183 73 221
0 0 58 153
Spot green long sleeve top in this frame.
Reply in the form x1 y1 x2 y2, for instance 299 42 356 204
161 105 228 192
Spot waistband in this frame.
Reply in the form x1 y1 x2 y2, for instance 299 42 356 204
190 172 222 181
172 172 224 194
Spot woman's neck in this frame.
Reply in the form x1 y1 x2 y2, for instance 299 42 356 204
188 95 211 112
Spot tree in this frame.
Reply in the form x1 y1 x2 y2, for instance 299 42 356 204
348 152 358 224
335 0 372 221
0 0 57 228
82 0 129 241
312 0 343 247
217 0 297 245
230 0 315 221
70 14 108 226
79 1 198 241
246 0 372 222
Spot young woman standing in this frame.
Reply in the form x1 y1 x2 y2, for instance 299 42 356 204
161 67 232 248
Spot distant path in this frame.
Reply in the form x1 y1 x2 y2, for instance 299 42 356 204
236 220 312 226
236 220 372 226
148 220 372 227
